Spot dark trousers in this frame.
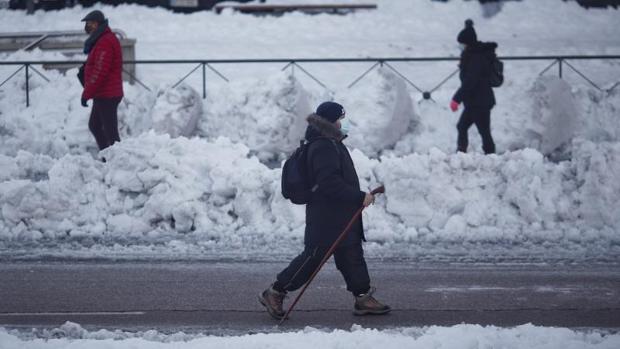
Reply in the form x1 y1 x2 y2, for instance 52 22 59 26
89 97 122 151
457 107 495 154
273 243 371 296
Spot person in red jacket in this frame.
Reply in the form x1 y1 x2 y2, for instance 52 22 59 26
80 10 124 151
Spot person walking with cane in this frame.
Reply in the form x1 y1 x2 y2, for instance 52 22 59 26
259 102 391 320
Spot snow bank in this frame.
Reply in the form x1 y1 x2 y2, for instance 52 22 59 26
150 83 203 138
371 143 620 245
1 133 618 261
0 134 294 254
198 72 312 162
0 72 203 157
1 0 619 260
1 322 619 349
339 67 417 157
525 76 578 155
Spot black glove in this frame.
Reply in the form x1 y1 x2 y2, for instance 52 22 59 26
81 98 88 107
77 64 85 87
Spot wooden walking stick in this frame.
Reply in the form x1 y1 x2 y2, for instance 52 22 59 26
278 185 385 325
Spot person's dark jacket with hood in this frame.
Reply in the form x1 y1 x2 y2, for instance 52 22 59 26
303 114 366 248
452 41 498 109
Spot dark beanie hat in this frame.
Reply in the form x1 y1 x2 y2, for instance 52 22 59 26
316 101 345 123
81 10 105 23
457 19 477 45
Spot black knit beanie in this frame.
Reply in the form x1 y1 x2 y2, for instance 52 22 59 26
457 19 477 45
316 101 345 123
81 10 106 23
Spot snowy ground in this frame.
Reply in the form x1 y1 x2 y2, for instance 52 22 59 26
1 322 620 349
1 0 620 261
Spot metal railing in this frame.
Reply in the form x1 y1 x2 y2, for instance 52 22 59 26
1 55 619 107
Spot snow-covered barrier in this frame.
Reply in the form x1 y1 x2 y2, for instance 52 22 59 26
0 134 618 260
198 72 312 162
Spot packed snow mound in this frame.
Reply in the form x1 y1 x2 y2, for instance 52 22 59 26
1 0 620 261
0 73 203 158
1 134 618 260
372 144 620 244
122 83 203 138
525 76 578 155
2 322 620 348
573 87 620 143
340 67 417 157
0 134 293 247
151 83 203 138
198 72 312 162
0 69 95 158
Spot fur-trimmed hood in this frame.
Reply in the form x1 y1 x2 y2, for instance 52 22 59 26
305 114 345 141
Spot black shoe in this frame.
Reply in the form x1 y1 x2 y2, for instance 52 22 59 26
354 287 391 316
258 285 286 320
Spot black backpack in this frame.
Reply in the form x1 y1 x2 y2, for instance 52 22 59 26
281 140 317 205
488 54 504 88
281 138 339 204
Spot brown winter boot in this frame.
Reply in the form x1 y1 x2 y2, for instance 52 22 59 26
353 287 391 315
258 285 286 320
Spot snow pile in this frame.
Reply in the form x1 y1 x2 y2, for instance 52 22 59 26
0 72 204 157
0 134 298 251
340 67 417 157
572 140 620 230
0 69 93 158
199 72 312 162
150 83 203 138
1 322 619 348
371 143 620 248
573 87 620 143
1 133 619 260
525 76 578 155
120 83 203 139
1 0 619 260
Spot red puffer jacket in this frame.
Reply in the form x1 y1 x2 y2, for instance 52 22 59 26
82 28 124 100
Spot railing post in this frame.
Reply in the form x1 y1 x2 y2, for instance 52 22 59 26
25 64 30 107
558 58 563 79
202 62 206 99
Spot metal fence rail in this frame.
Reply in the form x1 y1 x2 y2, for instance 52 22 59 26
1 55 619 107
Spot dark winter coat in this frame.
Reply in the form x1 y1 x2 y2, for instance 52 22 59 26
82 26 124 101
303 114 366 248
452 41 497 109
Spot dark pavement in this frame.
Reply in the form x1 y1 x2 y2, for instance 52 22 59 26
1 261 619 334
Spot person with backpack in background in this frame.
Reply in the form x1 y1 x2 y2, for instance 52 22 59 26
259 102 391 320
450 19 501 155
80 10 124 154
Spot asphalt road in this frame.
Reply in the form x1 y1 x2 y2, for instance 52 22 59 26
1 261 619 334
